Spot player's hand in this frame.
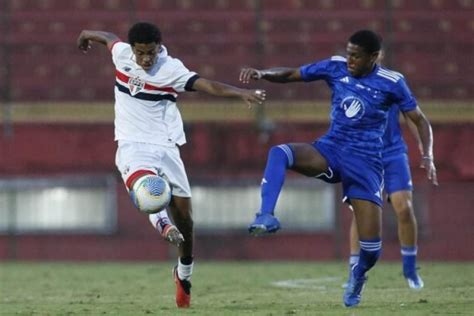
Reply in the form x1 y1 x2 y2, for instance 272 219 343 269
420 156 438 186
77 32 92 53
240 89 266 108
239 68 263 84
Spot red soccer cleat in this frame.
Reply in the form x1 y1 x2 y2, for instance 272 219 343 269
173 266 191 308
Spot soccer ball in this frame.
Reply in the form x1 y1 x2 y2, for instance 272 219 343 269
131 175 172 214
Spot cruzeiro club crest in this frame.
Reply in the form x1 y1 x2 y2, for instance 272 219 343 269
128 76 145 96
340 96 365 121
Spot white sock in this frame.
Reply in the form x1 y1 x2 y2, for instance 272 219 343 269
349 254 360 267
148 209 172 234
177 258 194 281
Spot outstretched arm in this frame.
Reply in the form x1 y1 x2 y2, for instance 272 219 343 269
77 30 120 52
191 78 266 108
404 107 438 185
239 67 302 84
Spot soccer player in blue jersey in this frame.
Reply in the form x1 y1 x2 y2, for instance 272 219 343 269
346 102 437 291
239 30 437 307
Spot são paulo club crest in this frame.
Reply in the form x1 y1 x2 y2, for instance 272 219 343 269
340 96 365 121
128 76 145 96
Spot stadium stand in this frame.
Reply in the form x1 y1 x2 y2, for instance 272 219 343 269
3 1 472 100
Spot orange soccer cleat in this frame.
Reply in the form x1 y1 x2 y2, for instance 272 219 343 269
173 266 191 308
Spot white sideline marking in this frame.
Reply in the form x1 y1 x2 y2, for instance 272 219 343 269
271 277 341 290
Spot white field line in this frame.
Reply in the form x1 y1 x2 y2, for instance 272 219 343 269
271 277 342 290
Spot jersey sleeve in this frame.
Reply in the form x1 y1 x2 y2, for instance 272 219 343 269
300 56 346 81
111 42 130 66
300 58 334 82
165 58 199 92
393 78 417 112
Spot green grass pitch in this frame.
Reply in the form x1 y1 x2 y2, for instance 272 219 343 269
1 261 473 315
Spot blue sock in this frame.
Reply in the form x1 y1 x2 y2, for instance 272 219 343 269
260 145 294 215
401 246 417 275
354 239 382 279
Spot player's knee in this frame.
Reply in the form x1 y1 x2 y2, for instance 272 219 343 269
393 199 415 221
130 174 172 214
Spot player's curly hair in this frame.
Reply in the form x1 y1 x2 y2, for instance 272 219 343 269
128 22 162 46
349 30 382 54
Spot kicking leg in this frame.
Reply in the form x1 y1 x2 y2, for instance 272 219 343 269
149 210 184 247
126 170 184 246
249 143 329 235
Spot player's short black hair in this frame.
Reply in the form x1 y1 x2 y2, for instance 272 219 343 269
348 30 382 54
128 22 162 46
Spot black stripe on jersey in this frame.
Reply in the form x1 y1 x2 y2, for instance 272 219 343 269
184 74 200 91
115 82 177 102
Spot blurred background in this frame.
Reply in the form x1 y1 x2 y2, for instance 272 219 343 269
0 0 472 262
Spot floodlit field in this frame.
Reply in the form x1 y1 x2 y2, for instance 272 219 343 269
1 261 473 315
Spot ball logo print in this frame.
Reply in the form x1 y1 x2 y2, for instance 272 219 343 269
132 175 172 214
340 96 365 121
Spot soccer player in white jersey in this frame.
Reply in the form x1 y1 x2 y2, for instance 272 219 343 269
77 22 266 308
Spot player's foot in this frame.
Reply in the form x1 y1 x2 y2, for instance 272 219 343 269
162 224 184 247
343 268 367 307
404 270 424 290
248 213 281 236
173 266 191 308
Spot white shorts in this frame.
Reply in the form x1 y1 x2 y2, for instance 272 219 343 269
115 140 192 197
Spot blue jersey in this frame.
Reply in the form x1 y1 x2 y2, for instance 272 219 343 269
382 104 409 157
300 56 417 157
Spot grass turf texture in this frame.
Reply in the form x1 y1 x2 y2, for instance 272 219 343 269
1 261 473 315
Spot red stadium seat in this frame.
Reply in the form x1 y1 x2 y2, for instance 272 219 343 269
137 0 256 11
11 0 132 11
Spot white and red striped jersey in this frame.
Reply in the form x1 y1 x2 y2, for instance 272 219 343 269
111 42 199 146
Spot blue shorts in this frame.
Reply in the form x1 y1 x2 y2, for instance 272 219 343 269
383 152 413 195
313 141 384 207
